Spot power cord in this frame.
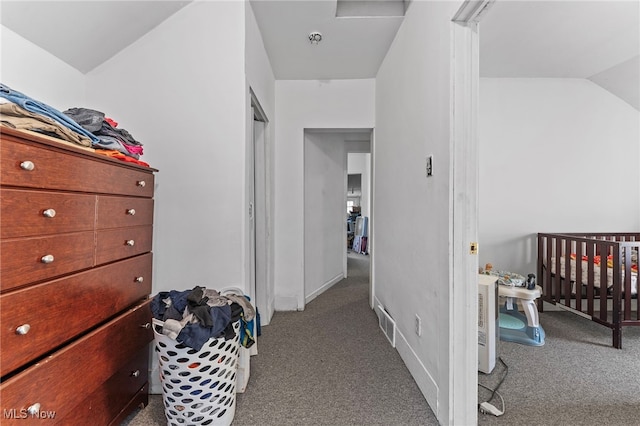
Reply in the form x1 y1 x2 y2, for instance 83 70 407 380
478 357 508 417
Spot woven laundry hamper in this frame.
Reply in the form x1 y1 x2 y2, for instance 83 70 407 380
153 318 241 426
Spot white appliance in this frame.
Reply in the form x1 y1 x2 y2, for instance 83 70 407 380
478 274 499 373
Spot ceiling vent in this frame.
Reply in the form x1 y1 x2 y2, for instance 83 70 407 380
336 0 407 18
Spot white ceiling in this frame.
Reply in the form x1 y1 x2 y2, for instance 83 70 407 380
480 0 639 78
249 0 404 79
479 0 639 109
1 1 638 108
0 1 192 74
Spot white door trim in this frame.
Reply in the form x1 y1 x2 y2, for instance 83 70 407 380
369 129 375 309
250 88 274 326
449 1 493 424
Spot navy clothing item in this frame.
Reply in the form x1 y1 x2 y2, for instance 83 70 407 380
176 304 232 351
151 289 190 321
0 83 100 144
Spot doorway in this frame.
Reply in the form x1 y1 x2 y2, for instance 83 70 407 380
302 128 372 306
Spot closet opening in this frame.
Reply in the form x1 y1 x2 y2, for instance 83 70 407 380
249 89 272 329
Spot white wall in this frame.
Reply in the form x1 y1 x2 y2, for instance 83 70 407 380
347 152 371 219
0 25 85 113
304 132 346 303
274 79 375 310
479 78 640 275
84 1 278 392
375 1 466 424
86 1 247 296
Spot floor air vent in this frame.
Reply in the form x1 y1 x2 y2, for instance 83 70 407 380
376 304 396 347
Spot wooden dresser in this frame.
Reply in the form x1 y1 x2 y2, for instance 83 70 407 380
0 127 156 425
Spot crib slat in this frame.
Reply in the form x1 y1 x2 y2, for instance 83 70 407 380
611 245 621 331
599 242 608 322
564 238 572 308
545 236 553 303
622 245 632 321
586 242 595 315
575 242 583 312
555 237 563 304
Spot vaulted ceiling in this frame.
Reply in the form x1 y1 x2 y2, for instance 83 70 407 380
1 0 638 109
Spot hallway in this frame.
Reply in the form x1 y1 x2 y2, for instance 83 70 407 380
123 251 437 425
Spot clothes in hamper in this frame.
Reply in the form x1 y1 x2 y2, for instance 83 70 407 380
151 289 190 321
176 304 232 351
151 287 256 351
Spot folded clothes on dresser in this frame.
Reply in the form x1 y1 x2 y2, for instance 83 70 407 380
0 82 99 143
0 82 149 165
0 101 93 146
64 107 144 158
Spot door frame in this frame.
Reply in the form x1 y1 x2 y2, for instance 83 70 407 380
249 88 272 326
449 1 494 424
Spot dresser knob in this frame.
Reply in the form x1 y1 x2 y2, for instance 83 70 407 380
42 208 57 218
140 323 151 329
41 254 54 264
16 324 31 335
20 161 35 171
26 403 41 416
134 276 144 283
131 370 141 378
125 240 135 246
126 208 136 216
136 180 146 188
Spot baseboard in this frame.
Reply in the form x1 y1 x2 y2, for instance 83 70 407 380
394 328 439 418
305 273 344 304
372 297 439 416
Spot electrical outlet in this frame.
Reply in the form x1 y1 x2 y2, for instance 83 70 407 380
415 314 422 336
426 155 433 177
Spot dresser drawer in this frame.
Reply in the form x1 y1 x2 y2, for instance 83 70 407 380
0 232 95 292
96 196 154 229
1 189 95 239
1 137 154 197
57 347 149 426
96 226 153 265
0 253 152 377
0 300 152 424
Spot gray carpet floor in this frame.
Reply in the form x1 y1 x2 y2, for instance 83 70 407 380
478 308 640 426
123 254 640 425
122 251 437 425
